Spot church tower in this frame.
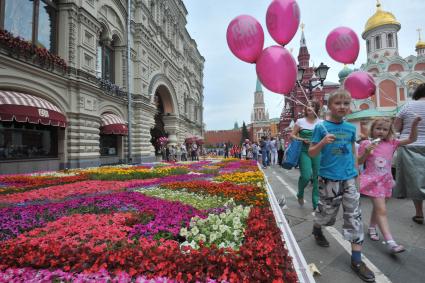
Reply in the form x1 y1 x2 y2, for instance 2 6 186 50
298 23 310 69
416 28 425 56
362 0 401 60
251 78 269 123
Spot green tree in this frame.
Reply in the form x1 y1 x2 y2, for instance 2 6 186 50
233 121 239 129
241 121 249 144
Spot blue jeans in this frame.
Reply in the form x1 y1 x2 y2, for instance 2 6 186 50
262 150 269 167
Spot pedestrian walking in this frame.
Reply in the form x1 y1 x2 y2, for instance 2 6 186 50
393 83 425 224
291 101 322 209
358 116 421 254
241 142 247 160
277 135 285 166
308 90 375 282
180 143 187 161
270 137 278 165
191 142 198 161
224 143 229 158
260 136 268 168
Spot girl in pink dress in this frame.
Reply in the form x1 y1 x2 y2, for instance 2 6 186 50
358 116 421 254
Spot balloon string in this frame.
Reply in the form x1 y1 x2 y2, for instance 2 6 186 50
297 81 313 107
283 95 329 135
377 87 398 106
378 87 419 116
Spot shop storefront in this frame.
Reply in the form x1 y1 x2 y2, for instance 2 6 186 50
0 91 67 173
99 113 127 165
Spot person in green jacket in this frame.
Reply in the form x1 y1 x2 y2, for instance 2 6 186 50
290 101 322 209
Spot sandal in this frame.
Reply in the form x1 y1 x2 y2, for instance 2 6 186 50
412 216 424 224
386 240 405 254
367 227 380 241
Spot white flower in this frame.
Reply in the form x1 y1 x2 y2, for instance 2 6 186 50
191 226 199 236
180 227 188 237
219 224 229 233
196 234 207 242
209 232 218 243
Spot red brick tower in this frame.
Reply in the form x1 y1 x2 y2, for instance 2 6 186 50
279 25 339 144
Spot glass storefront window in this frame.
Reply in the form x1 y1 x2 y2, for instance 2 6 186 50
37 1 56 52
4 0 33 42
0 121 58 160
2 0 57 53
100 134 118 156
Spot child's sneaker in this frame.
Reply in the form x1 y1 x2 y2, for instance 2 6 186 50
351 261 375 282
386 240 405 254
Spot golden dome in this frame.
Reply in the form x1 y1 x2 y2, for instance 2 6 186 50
363 1 400 36
416 28 425 49
417 41 425 50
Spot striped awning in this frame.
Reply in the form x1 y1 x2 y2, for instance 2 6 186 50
0 91 67 127
100 113 128 135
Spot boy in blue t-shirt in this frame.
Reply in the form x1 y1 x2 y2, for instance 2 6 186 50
309 90 375 282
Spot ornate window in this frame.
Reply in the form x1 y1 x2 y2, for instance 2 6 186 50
366 39 371 53
375 35 381 49
387 33 394 48
0 0 57 53
96 29 115 83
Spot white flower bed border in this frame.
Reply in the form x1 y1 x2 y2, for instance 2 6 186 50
259 164 316 283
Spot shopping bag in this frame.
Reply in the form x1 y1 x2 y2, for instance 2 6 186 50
282 140 302 170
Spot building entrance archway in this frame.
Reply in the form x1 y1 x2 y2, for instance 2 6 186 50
150 85 177 156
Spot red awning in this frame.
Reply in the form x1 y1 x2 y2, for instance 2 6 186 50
100 113 128 135
0 91 67 127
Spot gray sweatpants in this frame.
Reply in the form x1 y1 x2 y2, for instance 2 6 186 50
314 177 364 245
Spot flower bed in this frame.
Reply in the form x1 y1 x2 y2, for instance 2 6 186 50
0 160 297 282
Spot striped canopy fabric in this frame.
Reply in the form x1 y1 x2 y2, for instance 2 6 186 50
100 113 128 135
0 91 66 127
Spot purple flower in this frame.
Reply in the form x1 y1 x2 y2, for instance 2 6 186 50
0 192 204 241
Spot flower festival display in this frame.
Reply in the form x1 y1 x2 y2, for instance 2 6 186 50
0 159 297 282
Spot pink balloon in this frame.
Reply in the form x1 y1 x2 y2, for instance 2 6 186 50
226 15 264 63
344 71 376 99
256 46 297 95
326 27 360 64
266 0 300 46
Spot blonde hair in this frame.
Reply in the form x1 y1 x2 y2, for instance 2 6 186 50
369 118 395 141
327 89 351 107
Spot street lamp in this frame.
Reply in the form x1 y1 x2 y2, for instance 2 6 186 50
297 62 330 99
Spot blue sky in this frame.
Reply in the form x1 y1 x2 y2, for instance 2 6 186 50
184 0 425 130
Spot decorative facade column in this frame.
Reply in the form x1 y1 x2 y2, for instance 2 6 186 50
66 113 101 168
131 98 156 163
163 114 178 145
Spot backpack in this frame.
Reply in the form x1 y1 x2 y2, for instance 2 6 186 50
282 140 302 170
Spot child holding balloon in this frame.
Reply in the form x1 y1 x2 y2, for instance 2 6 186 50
308 90 375 282
358 116 421 254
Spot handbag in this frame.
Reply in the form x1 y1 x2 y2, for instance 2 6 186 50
282 140 302 170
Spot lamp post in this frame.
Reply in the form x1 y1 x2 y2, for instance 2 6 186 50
296 62 330 99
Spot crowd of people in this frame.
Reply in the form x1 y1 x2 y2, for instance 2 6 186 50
160 142 202 162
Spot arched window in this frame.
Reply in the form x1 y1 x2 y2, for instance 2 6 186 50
387 33 394 48
366 39 371 53
375 35 381 49
1 0 57 53
96 28 115 82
